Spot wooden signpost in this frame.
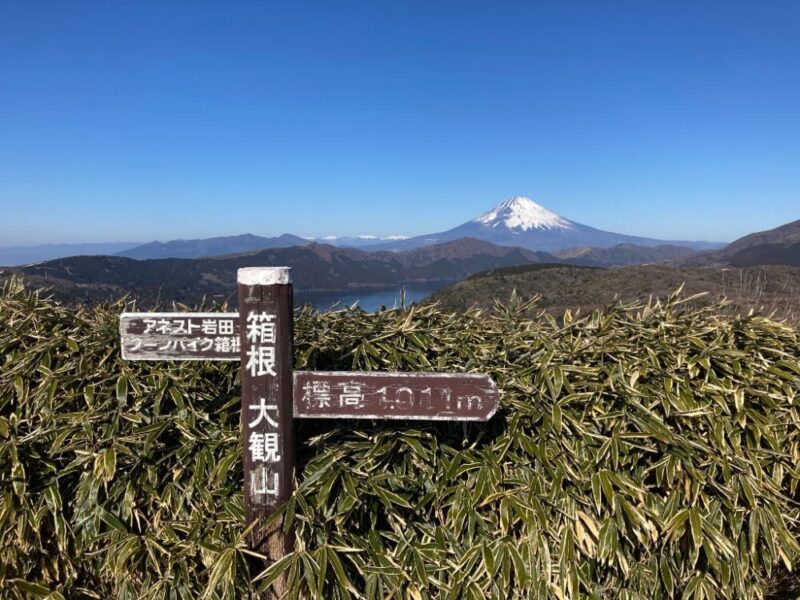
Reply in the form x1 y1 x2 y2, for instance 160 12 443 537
237 268 295 584
120 266 499 596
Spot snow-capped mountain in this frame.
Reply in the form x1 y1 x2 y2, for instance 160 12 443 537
475 196 573 231
316 235 409 248
373 196 721 252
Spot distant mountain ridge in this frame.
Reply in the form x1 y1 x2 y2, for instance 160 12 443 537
318 235 409 248
370 196 722 252
681 219 800 268
116 233 416 259
554 243 696 267
725 219 800 253
428 262 800 323
3 195 726 265
116 233 310 259
93 195 723 261
0 242 141 266
9 238 556 306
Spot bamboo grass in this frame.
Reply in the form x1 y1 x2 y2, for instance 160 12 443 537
1 278 799 599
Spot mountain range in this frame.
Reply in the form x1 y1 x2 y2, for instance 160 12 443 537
0 196 726 266
3 211 798 308
425 216 800 321
5 238 554 306
117 196 719 258
368 196 721 252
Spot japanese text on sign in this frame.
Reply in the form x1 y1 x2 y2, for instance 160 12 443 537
248 398 281 497
245 311 282 499
119 313 240 361
294 371 500 421
245 312 277 377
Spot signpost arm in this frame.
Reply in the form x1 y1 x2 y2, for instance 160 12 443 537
238 267 295 597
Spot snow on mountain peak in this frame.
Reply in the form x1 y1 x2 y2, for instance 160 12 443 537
475 196 573 231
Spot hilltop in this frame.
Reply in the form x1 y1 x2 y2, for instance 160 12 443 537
553 243 696 267
429 262 800 322
682 219 800 267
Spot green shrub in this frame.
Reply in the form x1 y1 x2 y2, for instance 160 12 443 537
1 279 799 599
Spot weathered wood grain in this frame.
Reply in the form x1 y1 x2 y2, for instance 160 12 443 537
237 268 294 599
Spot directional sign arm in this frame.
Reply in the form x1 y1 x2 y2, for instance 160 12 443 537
119 312 241 361
293 371 499 421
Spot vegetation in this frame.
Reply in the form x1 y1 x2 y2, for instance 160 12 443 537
1 278 800 598
429 263 800 324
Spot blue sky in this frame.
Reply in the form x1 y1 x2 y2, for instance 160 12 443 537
1 1 798 245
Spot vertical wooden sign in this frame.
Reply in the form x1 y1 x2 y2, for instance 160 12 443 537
238 267 295 596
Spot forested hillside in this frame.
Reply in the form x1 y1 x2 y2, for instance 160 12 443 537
429 264 800 324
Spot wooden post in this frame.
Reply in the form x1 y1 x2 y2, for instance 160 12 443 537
237 267 295 596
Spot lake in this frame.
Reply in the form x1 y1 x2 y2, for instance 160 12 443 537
297 282 448 312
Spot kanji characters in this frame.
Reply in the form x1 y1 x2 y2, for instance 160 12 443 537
201 319 218 335
248 432 281 462
246 346 276 376
246 312 276 344
339 382 364 408
302 381 331 409
213 335 239 354
248 398 279 428
245 312 278 376
251 468 279 497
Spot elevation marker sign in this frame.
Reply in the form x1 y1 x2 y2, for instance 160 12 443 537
294 371 498 421
119 266 500 597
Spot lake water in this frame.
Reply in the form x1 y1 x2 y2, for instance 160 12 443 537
297 282 447 312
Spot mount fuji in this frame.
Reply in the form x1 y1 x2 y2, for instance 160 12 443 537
373 196 721 252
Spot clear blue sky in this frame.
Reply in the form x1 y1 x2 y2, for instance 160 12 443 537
1 1 798 245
